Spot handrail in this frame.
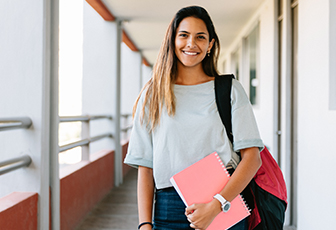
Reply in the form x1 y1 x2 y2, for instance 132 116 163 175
0 117 32 131
121 124 133 132
121 114 132 118
59 115 112 123
58 114 131 153
0 155 32 176
59 133 113 152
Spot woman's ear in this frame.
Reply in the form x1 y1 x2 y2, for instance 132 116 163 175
209 38 215 51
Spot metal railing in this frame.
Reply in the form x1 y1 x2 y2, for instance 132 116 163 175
59 115 112 123
0 117 33 175
0 114 133 175
59 116 113 146
0 117 32 131
0 155 32 176
121 114 132 141
121 124 133 133
59 115 114 161
59 133 113 152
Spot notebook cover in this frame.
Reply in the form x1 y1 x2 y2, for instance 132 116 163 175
170 152 250 230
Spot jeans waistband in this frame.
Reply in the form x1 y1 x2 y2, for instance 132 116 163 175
156 187 175 192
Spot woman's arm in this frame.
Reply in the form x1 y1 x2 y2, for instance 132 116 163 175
138 166 155 230
185 147 261 230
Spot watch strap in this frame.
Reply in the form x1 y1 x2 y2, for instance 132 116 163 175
213 193 227 206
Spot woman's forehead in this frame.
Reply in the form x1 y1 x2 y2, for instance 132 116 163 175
177 17 208 34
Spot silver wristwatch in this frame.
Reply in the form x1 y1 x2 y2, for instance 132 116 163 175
213 194 231 213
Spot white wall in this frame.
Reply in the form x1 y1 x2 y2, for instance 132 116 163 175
121 43 142 116
82 2 117 154
120 44 143 140
142 64 153 87
0 1 56 229
82 3 150 152
0 0 44 197
222 0 336 229
120 44 153 116
297 0 336 229
253 0 275 151
220 0 276 151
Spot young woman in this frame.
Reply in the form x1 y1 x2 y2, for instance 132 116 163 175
124 6 264 230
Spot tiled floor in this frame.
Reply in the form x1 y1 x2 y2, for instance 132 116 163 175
76 168 139 230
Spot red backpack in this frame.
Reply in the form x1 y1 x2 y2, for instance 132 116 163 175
214 75 287 230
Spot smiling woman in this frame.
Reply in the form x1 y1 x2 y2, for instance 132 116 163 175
124 5 263 230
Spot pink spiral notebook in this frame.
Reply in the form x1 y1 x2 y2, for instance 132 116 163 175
170 152 250 230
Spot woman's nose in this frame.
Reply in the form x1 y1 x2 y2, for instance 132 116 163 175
187 37 196 48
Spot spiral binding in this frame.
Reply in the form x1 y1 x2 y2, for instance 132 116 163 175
215 153 230 178
239 195 251 214
215 152 251 215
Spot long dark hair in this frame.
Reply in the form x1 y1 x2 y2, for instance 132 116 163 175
134 6 220 130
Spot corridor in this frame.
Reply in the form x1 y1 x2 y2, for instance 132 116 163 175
1 0 335 229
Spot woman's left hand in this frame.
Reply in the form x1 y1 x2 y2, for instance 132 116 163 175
185 199 221 230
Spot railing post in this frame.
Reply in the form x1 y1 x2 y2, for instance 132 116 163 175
114 19 123 186
122 115 127 140
81 118 90 161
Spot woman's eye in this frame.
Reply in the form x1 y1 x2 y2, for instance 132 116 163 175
179 34 188 38
198 35 206 40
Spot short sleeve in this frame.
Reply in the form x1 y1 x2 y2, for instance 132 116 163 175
231 79 264 152
123 92 153 168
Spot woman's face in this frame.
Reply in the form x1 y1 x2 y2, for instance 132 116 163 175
174 16 214 70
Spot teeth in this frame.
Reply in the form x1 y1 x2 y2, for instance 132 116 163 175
184 51 197 56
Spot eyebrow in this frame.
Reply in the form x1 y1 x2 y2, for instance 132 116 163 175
178 30 207 35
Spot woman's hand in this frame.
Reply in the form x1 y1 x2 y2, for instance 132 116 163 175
184 147 261 230
185 199 221 230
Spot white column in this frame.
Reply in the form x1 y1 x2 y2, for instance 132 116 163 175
48 0 60 229
42 0 60 229
114 20 123 186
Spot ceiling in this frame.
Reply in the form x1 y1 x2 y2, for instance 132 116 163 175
103 0 265 66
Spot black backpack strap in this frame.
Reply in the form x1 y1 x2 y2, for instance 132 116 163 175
214 74 234 144
215 74 255 211
215 74 241 169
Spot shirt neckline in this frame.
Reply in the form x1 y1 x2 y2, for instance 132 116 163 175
174 80 214 88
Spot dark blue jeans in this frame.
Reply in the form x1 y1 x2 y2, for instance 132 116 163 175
153 187 248 230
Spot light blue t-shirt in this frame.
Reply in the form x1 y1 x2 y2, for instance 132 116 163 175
124 79 263 189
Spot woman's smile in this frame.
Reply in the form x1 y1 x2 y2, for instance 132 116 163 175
182 50 199 56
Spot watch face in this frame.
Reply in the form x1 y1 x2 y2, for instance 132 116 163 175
223 202 231 212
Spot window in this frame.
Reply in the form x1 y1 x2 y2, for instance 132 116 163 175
246 25 259 105
231 48 241 80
